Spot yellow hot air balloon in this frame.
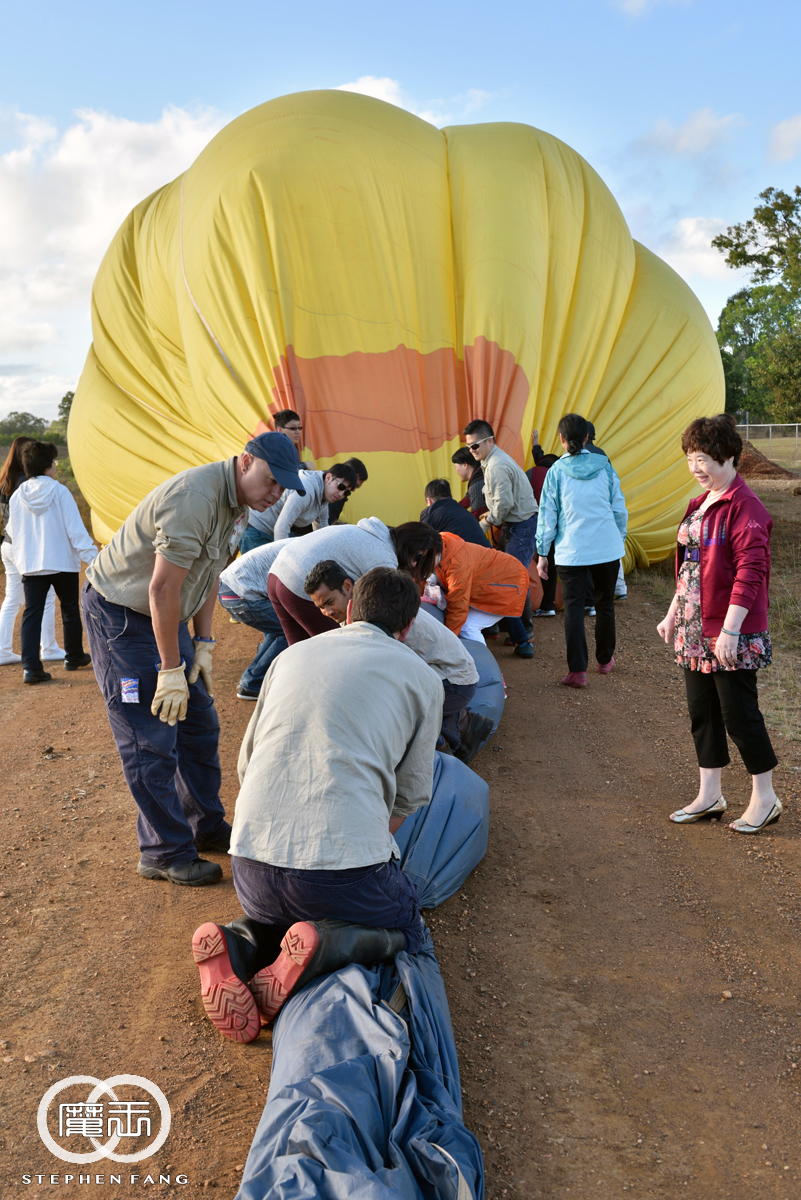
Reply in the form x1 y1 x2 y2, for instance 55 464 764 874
70 90 723 567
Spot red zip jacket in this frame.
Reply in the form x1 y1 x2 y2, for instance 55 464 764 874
675 474 772 638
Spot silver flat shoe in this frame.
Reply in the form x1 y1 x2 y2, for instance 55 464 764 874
669 796 727 823
729 799 783 834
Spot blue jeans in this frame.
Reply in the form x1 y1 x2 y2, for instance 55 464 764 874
506 513 538 570
81 584 229 868
218 592 288 692
231 856 425 954
238 525 273 556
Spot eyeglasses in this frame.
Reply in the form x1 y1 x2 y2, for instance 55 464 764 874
282 423 303 432
466 436 493 453
333 481 352 494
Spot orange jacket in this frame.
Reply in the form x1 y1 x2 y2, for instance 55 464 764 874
435 532 529 635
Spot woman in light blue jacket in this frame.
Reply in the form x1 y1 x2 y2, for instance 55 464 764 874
536 414 628 688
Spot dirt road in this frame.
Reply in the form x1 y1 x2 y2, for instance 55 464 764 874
1 573 800 1198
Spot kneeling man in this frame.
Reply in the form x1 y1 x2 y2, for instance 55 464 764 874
192 567 442 1041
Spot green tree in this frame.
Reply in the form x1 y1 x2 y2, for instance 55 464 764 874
44 391 75 442
712 186 801 295
752 324 801 421
0 411 49 437
715 286 800 418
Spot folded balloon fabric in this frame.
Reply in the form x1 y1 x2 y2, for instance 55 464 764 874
235 934 484 1200
71 88 723 568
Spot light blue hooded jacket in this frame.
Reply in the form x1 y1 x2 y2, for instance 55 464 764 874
535 450 628 567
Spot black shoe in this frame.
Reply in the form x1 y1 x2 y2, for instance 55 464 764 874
455 711 495 765
250 919 406 1023
137 858 223 886
23 669 52 685
236 685 261 701
513 640 534 658
64 653 92 671
194 825 232 854
483 623 500 639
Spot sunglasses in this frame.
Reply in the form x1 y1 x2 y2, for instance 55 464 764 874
467 436 493 452
333 481 352 494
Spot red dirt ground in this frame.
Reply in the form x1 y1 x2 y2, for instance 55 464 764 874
2 494 801 1198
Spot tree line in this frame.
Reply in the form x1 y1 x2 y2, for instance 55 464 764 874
0 391 73 447
714 186 801 422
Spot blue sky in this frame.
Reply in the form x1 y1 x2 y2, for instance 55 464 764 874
2 0 800 420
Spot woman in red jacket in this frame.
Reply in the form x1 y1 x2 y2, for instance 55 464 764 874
656 414 780 833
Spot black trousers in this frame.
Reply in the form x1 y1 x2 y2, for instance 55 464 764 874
683 668 778 776
557 560 618 672
539 544 557 610
21 572 84 671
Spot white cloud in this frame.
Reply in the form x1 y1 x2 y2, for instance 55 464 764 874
769 114 801 163
0 104 226 418
336 76 455 126
658 216 742 282
639 108 743 156
0 372 76 420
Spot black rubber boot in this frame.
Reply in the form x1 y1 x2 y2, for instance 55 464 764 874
250 919 406 1023
221 916 284 984
455 711 495 764
191 916 283 1044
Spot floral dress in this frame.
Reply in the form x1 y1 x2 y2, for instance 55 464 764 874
674 508 772 673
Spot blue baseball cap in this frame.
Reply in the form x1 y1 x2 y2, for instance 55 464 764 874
245 431 306 495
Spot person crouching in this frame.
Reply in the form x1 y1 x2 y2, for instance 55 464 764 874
191 566 443 1041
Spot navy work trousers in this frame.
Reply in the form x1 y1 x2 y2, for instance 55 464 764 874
81 583 229 868
231 855 425 954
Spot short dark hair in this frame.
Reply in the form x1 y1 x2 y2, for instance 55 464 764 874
21 440 58 478
273 409 301 428
424 478 451 500
351 567 420 632
304 559 353 596
681 413 742 468
390 522 442 585
344 456 368 482
463 419 494 440
451 447 475 467
326 463 359 488
586 421 596 441
557 413 589 456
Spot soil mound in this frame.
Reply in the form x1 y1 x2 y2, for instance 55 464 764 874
738 439 798 478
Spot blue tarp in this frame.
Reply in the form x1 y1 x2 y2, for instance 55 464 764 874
236 934 484 1200
395 752 489 909
461 639 504 738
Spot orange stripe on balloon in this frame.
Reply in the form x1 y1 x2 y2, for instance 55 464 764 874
254 337 529 462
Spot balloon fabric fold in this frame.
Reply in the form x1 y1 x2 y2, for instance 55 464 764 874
71 90 723 559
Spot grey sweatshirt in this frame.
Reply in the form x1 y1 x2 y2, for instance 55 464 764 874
269 516 397 598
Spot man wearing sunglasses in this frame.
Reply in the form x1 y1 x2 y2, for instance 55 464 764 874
463 420 538 568
240 463 358 546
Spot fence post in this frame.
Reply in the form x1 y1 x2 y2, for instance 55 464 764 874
770 425 773 455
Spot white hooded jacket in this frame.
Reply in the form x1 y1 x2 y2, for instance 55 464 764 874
8 476 98 575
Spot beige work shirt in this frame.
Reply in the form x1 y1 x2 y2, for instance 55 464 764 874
482 444 537 526
232 622 443 870
86 458 247 622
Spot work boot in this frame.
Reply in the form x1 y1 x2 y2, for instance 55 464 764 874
192 917 283 1043
137 858 222 886
23 669 52 684
64 652 92 671
455 711 495 764
250 920 406 1024
194 823 232 854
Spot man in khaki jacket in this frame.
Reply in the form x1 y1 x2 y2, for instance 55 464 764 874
82 433 305 887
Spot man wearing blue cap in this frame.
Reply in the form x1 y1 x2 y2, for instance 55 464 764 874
82 433 306 887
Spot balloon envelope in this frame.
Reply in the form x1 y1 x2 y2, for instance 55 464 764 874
70 90 723 562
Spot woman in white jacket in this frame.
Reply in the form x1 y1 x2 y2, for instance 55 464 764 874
8 441 98 684
0 437 63 664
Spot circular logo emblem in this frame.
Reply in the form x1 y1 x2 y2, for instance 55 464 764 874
37 1075 171 1164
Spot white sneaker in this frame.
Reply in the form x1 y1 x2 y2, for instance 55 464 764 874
0 652 21 665
41 647 67 661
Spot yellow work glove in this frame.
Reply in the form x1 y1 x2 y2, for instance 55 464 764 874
187 637 216 697
151 662 189 726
